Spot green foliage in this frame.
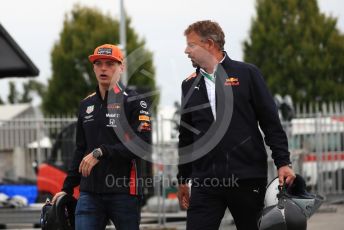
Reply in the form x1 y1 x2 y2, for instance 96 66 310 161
244 0 344 103
43 5 156 115
8 81 19 104
20 82 32 103
19 80 47 103
6 80 46 104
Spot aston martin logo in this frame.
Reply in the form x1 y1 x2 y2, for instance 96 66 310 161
86 105 94 114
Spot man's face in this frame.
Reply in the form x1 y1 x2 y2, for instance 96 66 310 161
93 58 123 88
184 31 210 68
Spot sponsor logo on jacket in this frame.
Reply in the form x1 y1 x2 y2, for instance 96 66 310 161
225 77 240 86
83 114 94 123
107 103 121 110
86 105 94 114
140 101 147 108
85 115 93 120
139 115 150 121
107 119 117 128
140 110 149 115
138 122 151 131
106 113 120 118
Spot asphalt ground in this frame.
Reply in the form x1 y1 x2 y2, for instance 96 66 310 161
140 203 344 230
1 203 344 229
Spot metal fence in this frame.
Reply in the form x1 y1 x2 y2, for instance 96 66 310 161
291 102 344 197
0 117 76 180
0 102 343 198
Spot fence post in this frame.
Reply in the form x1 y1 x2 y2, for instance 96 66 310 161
315 112 324 196
35 118 42 165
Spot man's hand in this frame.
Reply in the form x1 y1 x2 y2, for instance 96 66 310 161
178 184 190 210
51 191 66 204
79 153 99 177
278 165 296 186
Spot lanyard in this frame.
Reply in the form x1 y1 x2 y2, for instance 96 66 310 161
201 70 215 83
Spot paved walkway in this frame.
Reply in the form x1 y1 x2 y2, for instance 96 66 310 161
2 204 344 229
307 204 344 230
140 203 344 230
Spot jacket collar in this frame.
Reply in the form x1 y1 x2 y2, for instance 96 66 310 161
95 81 126 102
219 51 231 73
196 51 231 75
113 81 125 94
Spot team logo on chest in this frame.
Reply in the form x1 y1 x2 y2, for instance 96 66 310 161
86 105 94 114
107 103 121 110
225 77 240 86
106 113 120 128
107 118 117 128
140 101 147 108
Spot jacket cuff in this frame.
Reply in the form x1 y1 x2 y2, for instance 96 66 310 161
61 187 73 196
275 160 292 170
99 145 109 159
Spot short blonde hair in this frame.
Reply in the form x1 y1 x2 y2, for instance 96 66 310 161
184 20 225 50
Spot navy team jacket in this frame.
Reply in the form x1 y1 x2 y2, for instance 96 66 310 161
177 54 291 184
63 82 152 195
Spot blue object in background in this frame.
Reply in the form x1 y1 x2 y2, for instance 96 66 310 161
0 185 38 204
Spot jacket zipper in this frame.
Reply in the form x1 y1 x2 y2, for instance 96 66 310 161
94 102 103 192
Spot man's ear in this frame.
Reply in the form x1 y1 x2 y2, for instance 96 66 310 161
207 38 216 49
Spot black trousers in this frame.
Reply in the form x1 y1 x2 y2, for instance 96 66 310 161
186 179 267 230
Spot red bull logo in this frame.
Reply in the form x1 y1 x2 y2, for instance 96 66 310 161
225 77 240 86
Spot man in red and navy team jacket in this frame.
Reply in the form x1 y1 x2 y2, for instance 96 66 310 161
177 21 296 230
52 44 151 230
